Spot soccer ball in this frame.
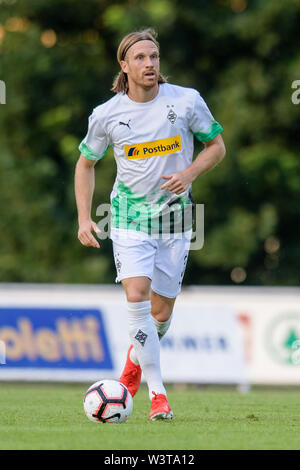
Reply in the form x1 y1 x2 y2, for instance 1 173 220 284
83 379 133 424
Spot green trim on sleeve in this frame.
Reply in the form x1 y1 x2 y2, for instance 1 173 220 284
79 141 108 161
192 120 223 143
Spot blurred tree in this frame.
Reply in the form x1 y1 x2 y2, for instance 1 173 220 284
0 0 299 285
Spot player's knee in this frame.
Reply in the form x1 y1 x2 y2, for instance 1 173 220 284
122 277 151 303
127 295 150 303
152 311 172 322
151 306 173 322
151 292 175 322
126 289 150 303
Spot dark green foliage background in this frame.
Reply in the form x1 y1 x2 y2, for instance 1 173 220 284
0 0 299 285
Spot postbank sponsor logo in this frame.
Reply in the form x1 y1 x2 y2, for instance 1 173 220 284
0 307 113 369
124 135 182 160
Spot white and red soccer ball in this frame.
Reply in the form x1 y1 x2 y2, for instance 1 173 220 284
83 379 133 424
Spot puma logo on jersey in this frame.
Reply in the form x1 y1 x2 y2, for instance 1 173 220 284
119 119 131 129
124 136 182 160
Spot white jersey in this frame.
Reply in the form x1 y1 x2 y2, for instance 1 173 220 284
79 83 223 235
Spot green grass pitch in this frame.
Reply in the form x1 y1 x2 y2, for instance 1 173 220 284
0 382 299 450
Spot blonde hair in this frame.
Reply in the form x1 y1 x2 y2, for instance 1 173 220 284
111 28 167 94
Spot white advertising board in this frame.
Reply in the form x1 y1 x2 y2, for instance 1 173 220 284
0 284 299 384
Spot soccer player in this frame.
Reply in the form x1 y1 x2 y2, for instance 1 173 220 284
75 29 225 420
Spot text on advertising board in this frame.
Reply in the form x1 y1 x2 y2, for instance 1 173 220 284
0 308 113 369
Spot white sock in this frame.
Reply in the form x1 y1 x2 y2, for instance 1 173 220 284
152 316 172 340
130 315 172 364
127 300 166 400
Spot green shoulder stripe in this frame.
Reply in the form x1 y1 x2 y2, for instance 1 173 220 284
78 142 108 161
192 120 223 143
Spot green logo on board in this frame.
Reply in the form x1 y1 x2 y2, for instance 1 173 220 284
265 314 300 365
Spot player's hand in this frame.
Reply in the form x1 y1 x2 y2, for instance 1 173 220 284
160 172 190 194
78 220 101 248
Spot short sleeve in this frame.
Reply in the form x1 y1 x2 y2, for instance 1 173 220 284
78 111 109 161
189 91 223 143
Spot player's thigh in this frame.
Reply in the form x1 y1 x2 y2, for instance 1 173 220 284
151 233 191 299
112 237 156 302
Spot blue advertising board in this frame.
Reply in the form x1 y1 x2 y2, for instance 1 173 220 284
0 307 113 370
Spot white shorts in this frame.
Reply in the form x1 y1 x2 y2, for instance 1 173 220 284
111 228 191 298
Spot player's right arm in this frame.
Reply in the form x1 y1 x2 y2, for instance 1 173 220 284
75 154 101 248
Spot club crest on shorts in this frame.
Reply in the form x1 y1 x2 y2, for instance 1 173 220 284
135 329 148 346
115 253 122 273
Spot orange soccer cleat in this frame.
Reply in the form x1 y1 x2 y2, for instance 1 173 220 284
149 391 174 421
119 344 142 397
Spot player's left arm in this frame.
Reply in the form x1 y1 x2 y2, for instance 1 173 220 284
161 134 226 195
